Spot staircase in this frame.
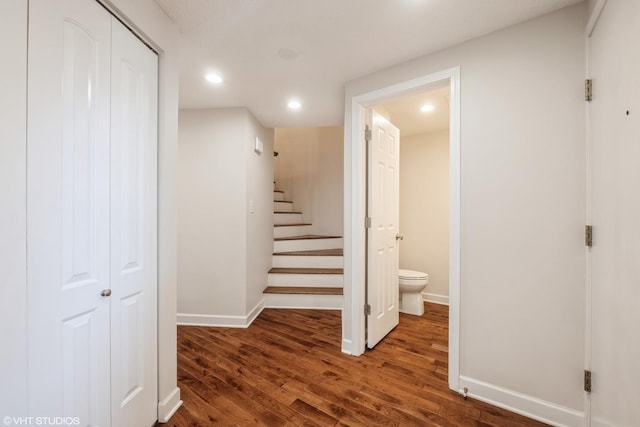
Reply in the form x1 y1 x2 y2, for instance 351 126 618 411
264 190 344 309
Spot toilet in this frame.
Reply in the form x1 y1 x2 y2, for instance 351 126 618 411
399 269 429 316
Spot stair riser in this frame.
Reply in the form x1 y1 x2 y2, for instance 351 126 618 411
274 201 293 212
263 293 343 310
273 191 285 201
273 225 313 238
274 237 343 252
272 255 343 269
274 213 304 225
268 274 344 287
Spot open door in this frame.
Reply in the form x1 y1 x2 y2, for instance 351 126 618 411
366 108 400 348
589 1 640 425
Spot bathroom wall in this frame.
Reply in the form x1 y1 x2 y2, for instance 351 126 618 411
274 127 343 236
399 130 449 304
177 108 273 326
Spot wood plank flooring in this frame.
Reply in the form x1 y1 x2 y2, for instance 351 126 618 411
166 303 547 426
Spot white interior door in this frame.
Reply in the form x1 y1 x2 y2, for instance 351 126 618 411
366 109 400 349
27 0 112 424
589 1 640 426
109 17 158 427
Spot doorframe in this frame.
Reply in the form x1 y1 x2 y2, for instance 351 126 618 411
343 66 461 392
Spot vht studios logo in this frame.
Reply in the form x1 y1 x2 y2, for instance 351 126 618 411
3 416 80 426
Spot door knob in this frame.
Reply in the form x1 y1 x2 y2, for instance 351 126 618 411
100 289 112 297
396 233 404 241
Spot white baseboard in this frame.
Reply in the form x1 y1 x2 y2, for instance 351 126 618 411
264 293 343 310
245 300 264 326
458 376 584 427
422 291 449 305
177 299 264 328
341 338 353 355
157 387 182 423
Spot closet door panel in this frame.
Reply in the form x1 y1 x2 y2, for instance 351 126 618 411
27 0 111 424
109 17 159 427
589 1 640 425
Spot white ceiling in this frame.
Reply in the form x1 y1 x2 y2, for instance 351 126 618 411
379 85 450 137
155 0 582 128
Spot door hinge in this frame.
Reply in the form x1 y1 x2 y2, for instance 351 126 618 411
365 217 372 228
584 370 592 393
585 225 593 247
365 125 372 142
365 304 371 316
585 79 593 102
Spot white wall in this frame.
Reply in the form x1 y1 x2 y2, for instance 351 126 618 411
345 3 586 423
178 109 248 317
0 0 27 417
399 130 450 302
178 108 273 325
274 127 344 236
246 115 275 314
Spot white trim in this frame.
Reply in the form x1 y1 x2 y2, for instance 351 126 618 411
344 67 461 393
264 293 343 310
459 376 584 427
585 0 607 37
157 387 182 423
341 338 353 355
177 300 264 328
421 292 449 306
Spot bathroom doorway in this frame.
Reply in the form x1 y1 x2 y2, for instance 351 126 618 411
375 85 451 308
345 67 461 392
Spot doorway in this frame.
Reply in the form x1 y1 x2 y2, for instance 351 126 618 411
344 67 461 392
376 85 451 307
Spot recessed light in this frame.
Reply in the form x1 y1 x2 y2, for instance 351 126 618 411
287 100 302 110
205 72 223 84
420 104 435 113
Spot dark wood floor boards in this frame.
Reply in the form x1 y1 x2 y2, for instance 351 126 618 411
166 303 548 426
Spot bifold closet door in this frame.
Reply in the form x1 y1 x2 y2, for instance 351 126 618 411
27 0 112 424
27 0 158 426
109 15 158 427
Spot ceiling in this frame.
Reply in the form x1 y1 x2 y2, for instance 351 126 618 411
155 0 582 129
379 85 450 137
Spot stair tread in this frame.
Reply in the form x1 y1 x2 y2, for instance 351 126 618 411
274 190 284 193
274 211 303 214
274 249 343 256
269 267 344 274
274 200 293 203
274 234 341 241
263 286 343 295
274 223 312 227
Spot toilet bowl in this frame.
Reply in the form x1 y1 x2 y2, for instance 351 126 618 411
399 269 429 316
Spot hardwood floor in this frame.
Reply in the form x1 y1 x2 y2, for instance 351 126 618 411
166 303 547 426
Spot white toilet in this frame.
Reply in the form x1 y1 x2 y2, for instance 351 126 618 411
399 269 429 316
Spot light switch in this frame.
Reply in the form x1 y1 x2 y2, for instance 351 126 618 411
254 137 263 154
